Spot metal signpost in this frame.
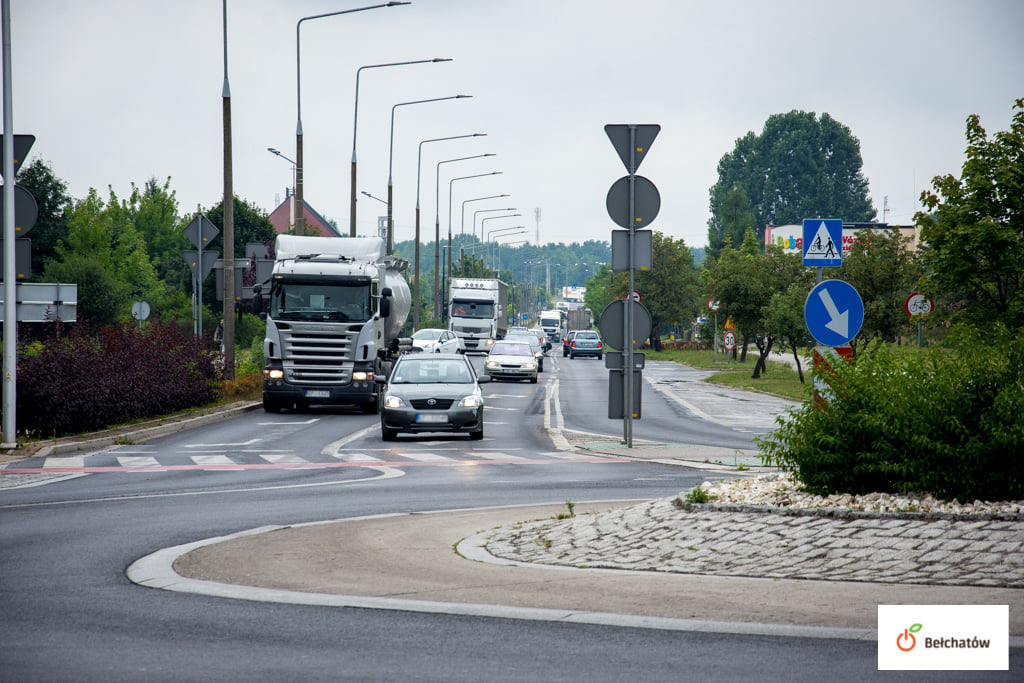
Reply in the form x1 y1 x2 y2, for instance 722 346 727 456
603 124 660 447
181 214 220 336
905 292 933 349
802 217 861 406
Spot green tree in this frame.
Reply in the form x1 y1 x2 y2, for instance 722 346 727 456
709 110 876 244
707 185 754 262
916 97 1024 331
634 232 701 349
45 186 164 325
706 231 798 378
44 252 125 326
16 158 72 277
842 228 925 352
202 195 276 259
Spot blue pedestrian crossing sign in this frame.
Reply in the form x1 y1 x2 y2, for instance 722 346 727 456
804 279 864 347
803 218 842 267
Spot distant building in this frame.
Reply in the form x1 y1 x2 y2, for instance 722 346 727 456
268 189 342 237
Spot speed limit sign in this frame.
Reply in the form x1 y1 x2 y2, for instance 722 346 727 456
723 330 736 351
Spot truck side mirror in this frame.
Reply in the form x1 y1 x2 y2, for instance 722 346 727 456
379 287 392 318
251 284 263 314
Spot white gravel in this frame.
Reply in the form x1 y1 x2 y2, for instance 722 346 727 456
698 473 1024 516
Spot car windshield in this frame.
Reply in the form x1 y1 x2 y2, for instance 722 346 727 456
411 329 443 340
391 359 473 384
505 334 538 346
490 342 532 356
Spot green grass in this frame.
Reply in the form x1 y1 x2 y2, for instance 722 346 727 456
641 347 810 402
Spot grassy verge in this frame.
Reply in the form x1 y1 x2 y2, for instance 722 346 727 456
639 347 810 402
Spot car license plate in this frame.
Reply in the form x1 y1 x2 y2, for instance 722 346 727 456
416 413 447 423
305 390 330 398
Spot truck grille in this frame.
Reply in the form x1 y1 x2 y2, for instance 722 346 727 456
279 323 362 385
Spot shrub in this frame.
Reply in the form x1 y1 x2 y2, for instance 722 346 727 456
758 325 1024 502
12 321 218 438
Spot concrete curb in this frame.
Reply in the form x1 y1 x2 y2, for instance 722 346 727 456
29 401 263 459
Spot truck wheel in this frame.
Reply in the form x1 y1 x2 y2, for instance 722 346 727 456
263 399 282 414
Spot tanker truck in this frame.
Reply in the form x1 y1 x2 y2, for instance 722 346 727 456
253 234 411 414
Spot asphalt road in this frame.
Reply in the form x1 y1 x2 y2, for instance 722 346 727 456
5 355 1005 681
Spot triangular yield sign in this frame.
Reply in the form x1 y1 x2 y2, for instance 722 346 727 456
605 124 660 172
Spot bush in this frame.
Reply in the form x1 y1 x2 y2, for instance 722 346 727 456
13 321 218 438
758 325 1024 502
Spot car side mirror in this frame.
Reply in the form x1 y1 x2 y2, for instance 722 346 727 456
477 375 491 384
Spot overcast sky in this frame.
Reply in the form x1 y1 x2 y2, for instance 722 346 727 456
7 0 1024 249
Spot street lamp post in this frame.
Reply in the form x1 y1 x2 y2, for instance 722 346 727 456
386 95 471 254
461 197 512 238
415 135 487 328
268 147 297 230
351 58 452 237
295 2 408 235
486 225 526 267
433 160 497 317
473 207 517 241
495 236 528 274
448 172 502 310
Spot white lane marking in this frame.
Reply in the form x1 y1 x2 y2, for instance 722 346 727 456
117 456 161 468
191 455 243 468
260 453 307 464
471 452 528 461
43 456 84 469
256 418 320 426
343 453 385 462
184 438 261 448
399 452 455 462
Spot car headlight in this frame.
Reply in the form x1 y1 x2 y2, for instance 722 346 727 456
384 395 405 409
485 360 500 369
459 395 483 408
524 362 537 370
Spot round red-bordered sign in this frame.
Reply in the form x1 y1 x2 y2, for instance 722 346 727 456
723 330 736 351
905 293 933 317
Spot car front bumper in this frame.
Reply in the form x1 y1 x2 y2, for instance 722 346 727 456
380 406 483 433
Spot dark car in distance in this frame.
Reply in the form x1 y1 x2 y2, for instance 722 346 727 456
375 353 489 441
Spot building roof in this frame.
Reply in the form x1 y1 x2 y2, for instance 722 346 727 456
268 194 342 238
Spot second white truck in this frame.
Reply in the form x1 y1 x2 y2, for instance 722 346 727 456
448 277 508 353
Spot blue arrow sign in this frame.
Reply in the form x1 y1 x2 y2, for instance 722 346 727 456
803 218 843 267
804 279 864 346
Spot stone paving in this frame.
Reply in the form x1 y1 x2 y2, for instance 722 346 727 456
484 495 1024 589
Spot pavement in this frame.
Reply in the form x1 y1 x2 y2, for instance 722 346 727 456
6 372 1024 644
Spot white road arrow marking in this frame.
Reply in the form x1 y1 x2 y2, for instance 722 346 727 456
819 288 849 338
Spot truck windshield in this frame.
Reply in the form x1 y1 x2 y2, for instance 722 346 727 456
269 282 372 322
450 300 494 319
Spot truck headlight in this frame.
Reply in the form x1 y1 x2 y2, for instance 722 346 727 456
353 371 372 381
265 368 284 380
484 338 495 347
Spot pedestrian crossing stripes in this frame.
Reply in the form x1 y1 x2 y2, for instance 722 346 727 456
2 449 623 476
